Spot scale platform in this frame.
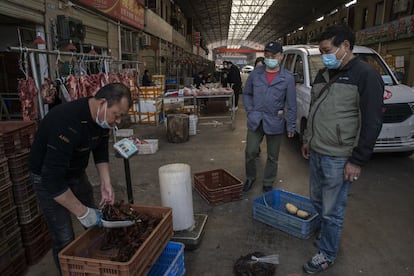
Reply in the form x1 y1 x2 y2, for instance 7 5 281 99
172 213 208 250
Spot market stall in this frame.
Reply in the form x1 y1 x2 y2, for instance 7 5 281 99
162 84 235 130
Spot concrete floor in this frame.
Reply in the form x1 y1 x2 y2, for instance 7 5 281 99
26 99 414 276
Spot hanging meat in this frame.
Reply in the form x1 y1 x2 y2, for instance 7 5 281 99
79 75 90 98
118 72 131 89
66 74 79 100
65 71 133 100
108 72 121 83
87 73 105 96
18 77 38 121
41 78 57 104
98 72 108 88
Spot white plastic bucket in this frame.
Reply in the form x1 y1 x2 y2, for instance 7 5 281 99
158 163 194 231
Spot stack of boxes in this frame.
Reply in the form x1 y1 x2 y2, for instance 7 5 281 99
134 86 163 125
129 74 164 125
152 75 165 91
0 121 50 274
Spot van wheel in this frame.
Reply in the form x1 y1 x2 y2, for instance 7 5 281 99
299 118 307 143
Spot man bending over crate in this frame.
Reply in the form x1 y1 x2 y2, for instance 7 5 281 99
29 83 132 273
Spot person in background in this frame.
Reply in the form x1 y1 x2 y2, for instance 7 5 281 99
29 83 132 273
243 41 296 192
205 72 214 83
226 61 242 110
221 61 229 87
193 71 205 88
214 70 221 82
254 57 265 68
142 69 154 86
301 25 384 274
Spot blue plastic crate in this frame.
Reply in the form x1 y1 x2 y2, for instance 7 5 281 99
165 79 178 85
253 189 321 239
148 241 185 276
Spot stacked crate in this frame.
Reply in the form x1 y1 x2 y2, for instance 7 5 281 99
7 150 51 265
152 75 166 91
135 86 163 125
0 157 26 276
0 121 51 268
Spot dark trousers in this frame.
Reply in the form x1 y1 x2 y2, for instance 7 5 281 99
245 123 283 186
31 173 95 274
233 84 242 107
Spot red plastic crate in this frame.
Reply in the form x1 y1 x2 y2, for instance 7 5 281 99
0 183 15 214
0 158 11 190
0 206 19 241
0 249 27 276
7 150 30 182
16 194 41 225
59 205 173 276
20 214 49 243
0 121 36 156
0 134 5 157
24 230 52 265
193 169 243 204
0 228 24 271
12 174 35 204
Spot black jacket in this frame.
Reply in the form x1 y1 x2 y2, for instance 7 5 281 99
29 97 109 196
227 65 242 92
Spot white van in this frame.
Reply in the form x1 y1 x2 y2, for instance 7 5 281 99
282 45 414 156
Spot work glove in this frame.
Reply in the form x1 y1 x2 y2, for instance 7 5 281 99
77 207 103 228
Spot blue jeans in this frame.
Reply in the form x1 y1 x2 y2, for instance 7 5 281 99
309 150 351 261
31 173 96 274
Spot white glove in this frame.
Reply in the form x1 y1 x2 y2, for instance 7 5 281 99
77 207 103 228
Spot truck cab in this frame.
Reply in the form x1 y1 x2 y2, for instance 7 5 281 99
282 44 414 155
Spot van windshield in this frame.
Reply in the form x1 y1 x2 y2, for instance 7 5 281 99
309 53 395 86
354 53 396 85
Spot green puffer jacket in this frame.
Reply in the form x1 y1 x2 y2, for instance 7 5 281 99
304 57 384 166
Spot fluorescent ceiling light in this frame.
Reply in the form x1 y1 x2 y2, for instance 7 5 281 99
329 8 339 15
316 16 324 22
227 0 273 48
345 0 357 8
298 26 304 31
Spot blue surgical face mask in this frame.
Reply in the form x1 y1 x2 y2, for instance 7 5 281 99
96 103 112 129
264 58 279 69
322 46 347 69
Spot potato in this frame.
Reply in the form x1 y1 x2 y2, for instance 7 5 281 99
296 210 310 219
285 203 298 215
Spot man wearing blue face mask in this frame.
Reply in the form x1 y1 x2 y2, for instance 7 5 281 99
29 83 132 273
301 25 384 274
243 41 296 192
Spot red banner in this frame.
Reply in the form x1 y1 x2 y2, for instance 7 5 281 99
77 0 144 30
195 32 200 46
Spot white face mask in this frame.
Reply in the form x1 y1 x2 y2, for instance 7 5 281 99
95 103 112 129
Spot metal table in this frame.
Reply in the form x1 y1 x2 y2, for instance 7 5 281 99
162 92 235 129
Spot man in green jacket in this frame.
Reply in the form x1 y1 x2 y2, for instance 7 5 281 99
301 25 384 274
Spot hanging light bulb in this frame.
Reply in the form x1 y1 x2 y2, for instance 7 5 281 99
33 32 45 45
88 45 97 55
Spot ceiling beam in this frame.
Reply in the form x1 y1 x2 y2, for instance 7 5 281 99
214 48 264 53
